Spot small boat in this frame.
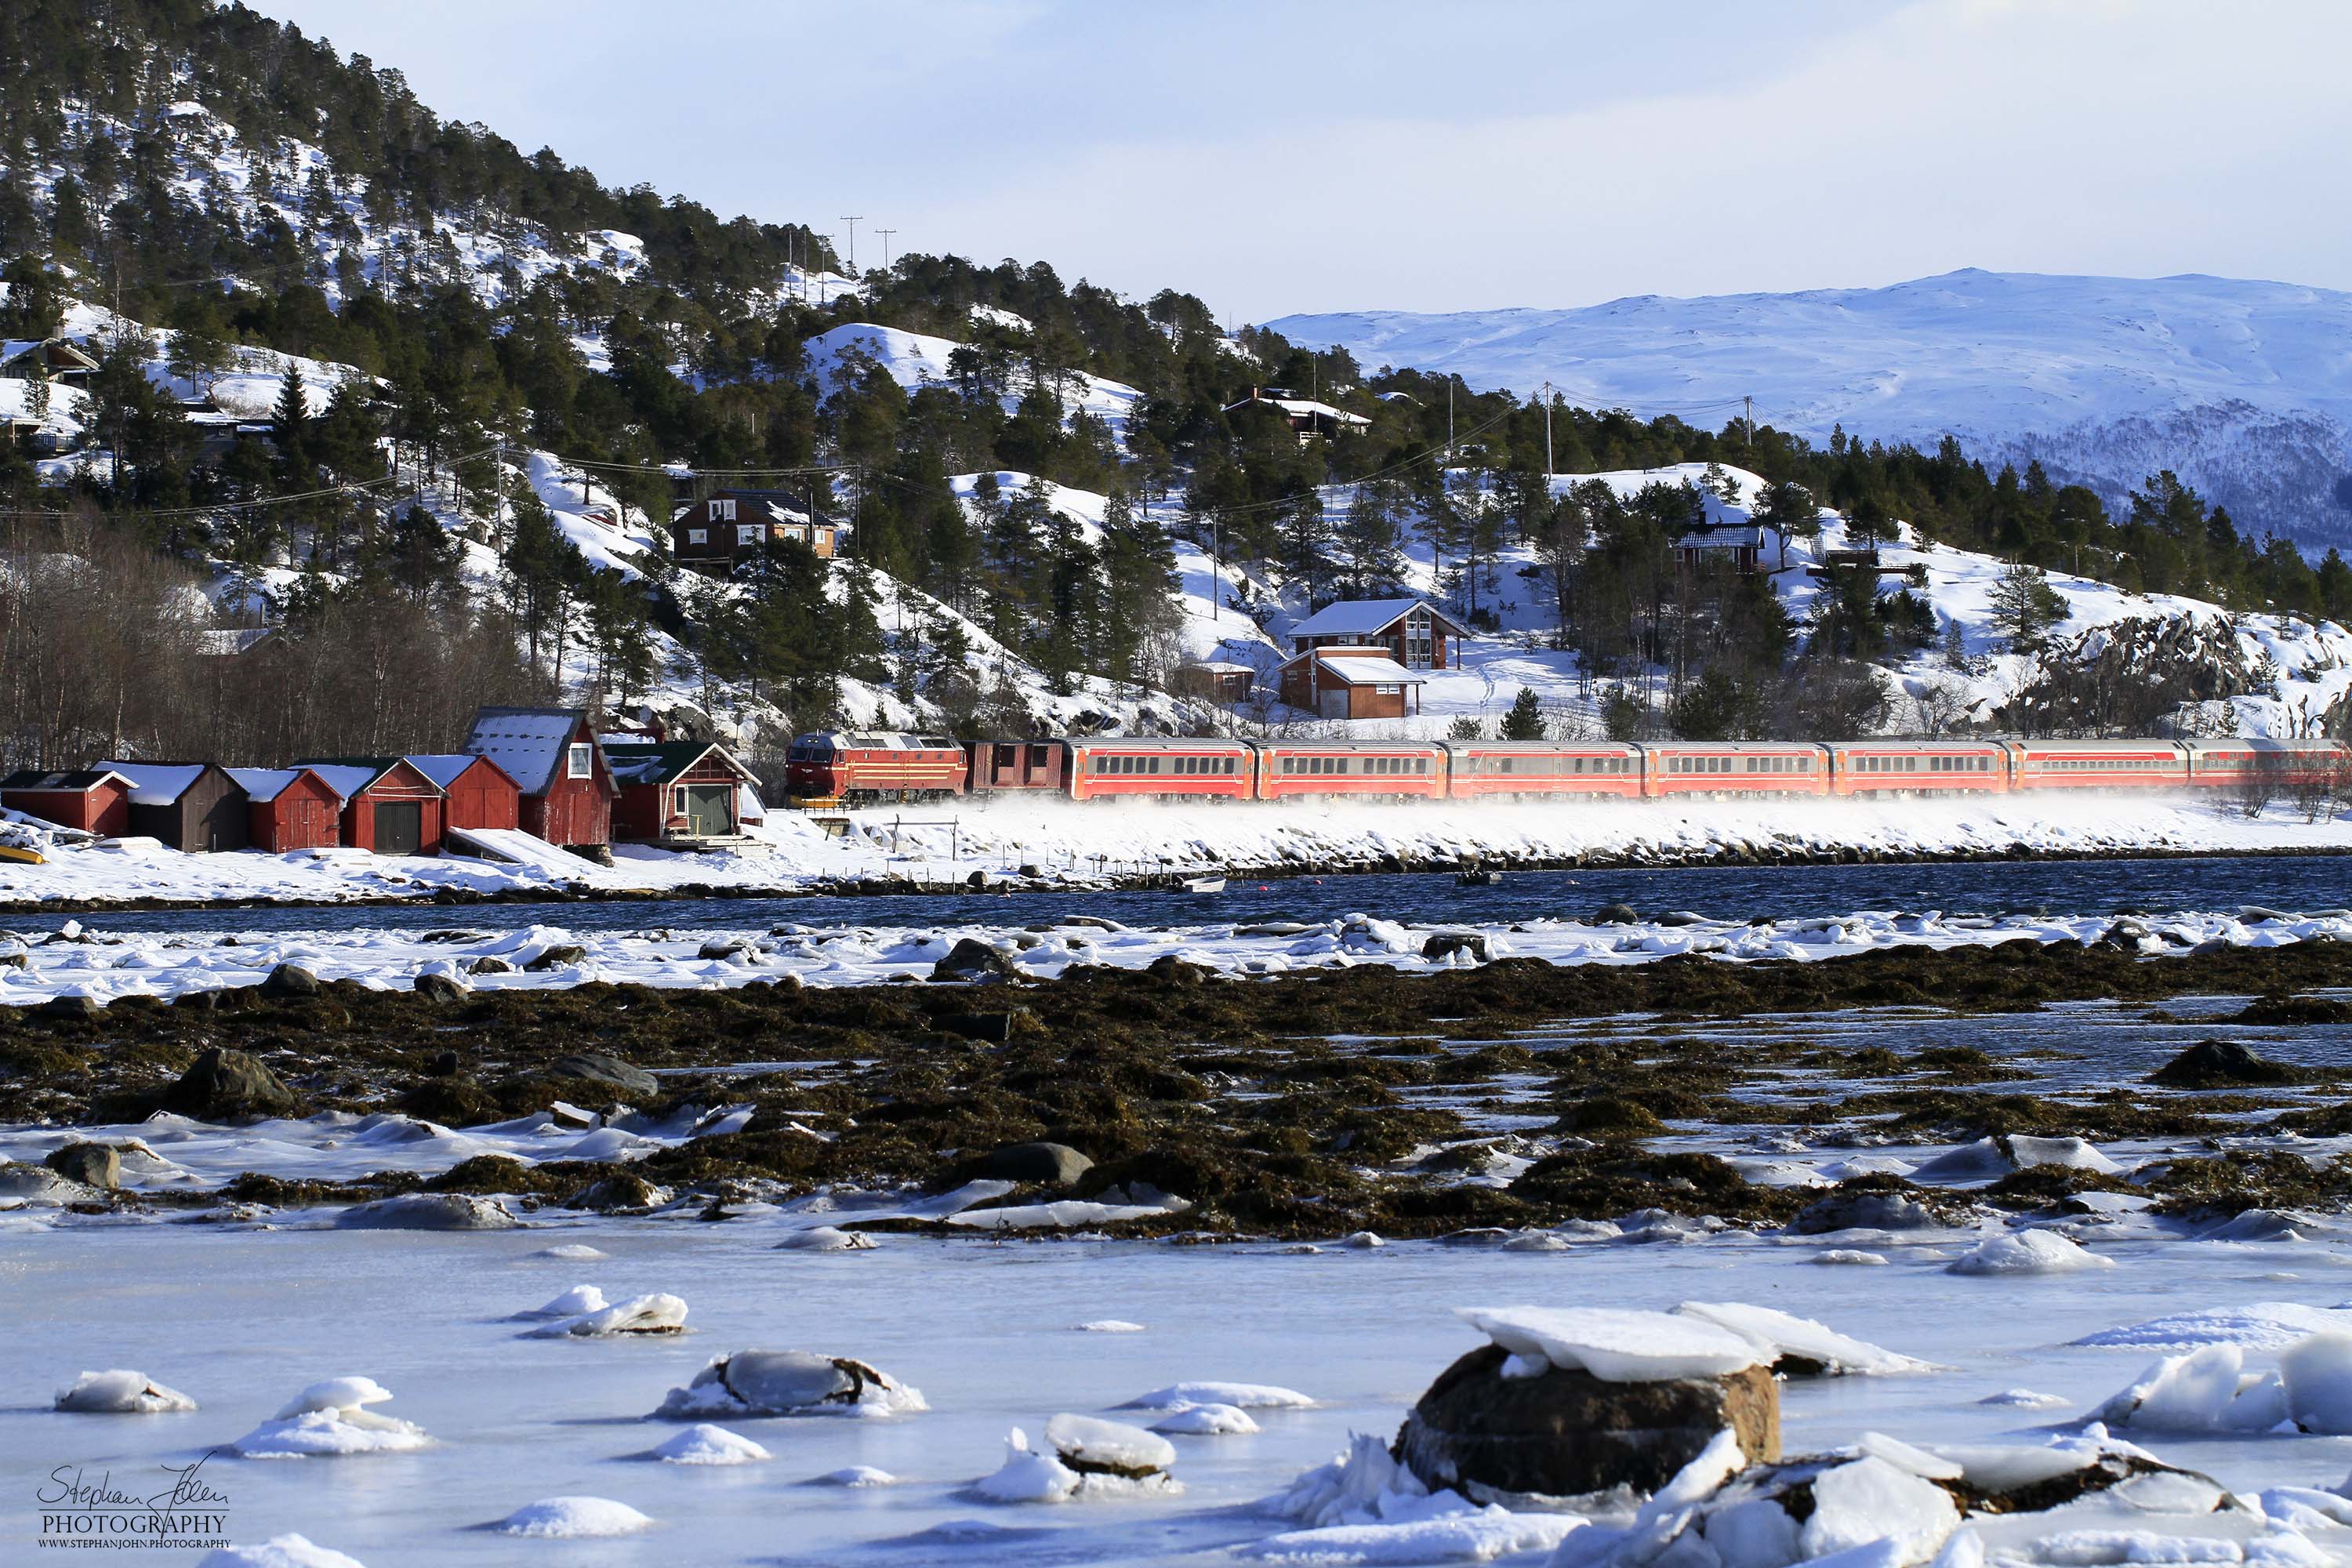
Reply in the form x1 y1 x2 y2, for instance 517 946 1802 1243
1180 876 1226 894
1456 869 1503 887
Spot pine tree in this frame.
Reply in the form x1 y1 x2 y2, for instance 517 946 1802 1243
1500 686 1546 740
270 359 312 488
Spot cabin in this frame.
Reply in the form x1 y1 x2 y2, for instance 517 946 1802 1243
462 707 615 848
1221 387 1370 441
96 761 249 852
672 488 840 579
1276 646 1428 720
227 767 344 853
0 769 132 836
605 740 761 844
1287 597 1466 671
1170 662 1256 705
405 753 522 834
1675 526 1766 575
0 336 100 390
296 757 448 855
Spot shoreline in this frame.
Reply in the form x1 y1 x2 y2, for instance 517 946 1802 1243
3 837 2349 918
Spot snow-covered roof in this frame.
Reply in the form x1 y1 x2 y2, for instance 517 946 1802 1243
298 764 383 801
1187 660 1255 674
1675 528 1765 550
464 707 593 795
1289 597 1467 639
405 753 510 790
197 626 274 656
736 782 766 820
225 767 319 804
94 762 209 805
604 740 754 786
1308 652 1423 685
1223 391 1370 426
0 768 128 793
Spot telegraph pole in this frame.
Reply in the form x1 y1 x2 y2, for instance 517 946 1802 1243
876 227 896 270
1744 394 1755 452
840 216 863 274
1541 380 1554 479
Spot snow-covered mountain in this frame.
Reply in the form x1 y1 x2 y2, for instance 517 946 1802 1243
1269 270 2352 553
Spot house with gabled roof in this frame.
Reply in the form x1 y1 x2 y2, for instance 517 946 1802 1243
672 488 840 579
0 769 132 836
405 753 521 834
293 756 448 855
1276 647 1428 720
227 767 344 852
461 707 615 848
605 739 760 844
1222 387 1370 441
1287 597 1468 671
93 761 249 851
0 336 100 390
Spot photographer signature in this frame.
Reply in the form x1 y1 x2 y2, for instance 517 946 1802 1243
38 1450 228 1513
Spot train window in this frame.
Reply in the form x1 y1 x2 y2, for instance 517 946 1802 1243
1149 757 1162 775
1416 757 1428 774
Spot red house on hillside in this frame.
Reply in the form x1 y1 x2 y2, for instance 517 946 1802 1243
0 769 132 836
296 757 448 855
406 753 522 833
605 740 760 844
461 708 615 848
226 767 343 852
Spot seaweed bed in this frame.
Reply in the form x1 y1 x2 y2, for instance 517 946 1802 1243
5 937 2350 1238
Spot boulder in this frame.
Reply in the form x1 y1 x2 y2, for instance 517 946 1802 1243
2149 1038 2299 1088
524 944 588 972
550 1052 660 1098
467 956 515 975
159 1047 303 1121
333 1192 519 1230
1788 1189 1946 1235
426 1049 462 1076
44 1142 120 1190
259 963 321 999
568 1173 662 1213
413 973 469 1004
1592 902 1640 925
984 1142 1094 1186
1144 953 1210 985
1422 932 1490 963
698 938 755 961
931 938 1017 982
931 1009 1038 1044
37 993 102 1022
654 1350 924 1418
1395 1341 1778 1503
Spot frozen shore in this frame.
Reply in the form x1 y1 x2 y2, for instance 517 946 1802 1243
3 793 2350 912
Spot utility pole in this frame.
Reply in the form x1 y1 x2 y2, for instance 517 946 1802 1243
839 216 863 274
1744 394 1754 452
1446 379 1455 463
876 227 896 271
1541 380 1554 480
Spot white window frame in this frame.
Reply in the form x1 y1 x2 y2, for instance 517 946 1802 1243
710 499 737 521
736 524 761 546
687 527 708 546
566 743 592 780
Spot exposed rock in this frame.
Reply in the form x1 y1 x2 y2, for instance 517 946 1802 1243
931 938 1017 982
333 1192 519 1230
159 1047 303 1121
550 1053 660 1098
1144 953 1210 985
1395 1341 1779 1502
931 1009 1038 1044
44 1142 120 1189
38 993 102 1021
1592 902 1640 925
426 1050 461 1076
467 956 514 975
654 1349 924 1418
568 1173 662 1213
1422 932 1490 963
698 938 755 961
524 944 589 972
1788 1189 1947 1235
984 1142 1094 1185
412 972 470 1004
2149 1038 2300 1088
259 963 321 998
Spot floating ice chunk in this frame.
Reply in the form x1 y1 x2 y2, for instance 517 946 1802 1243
2073 1302 2352 1352
810 1465 898 1487
1077 1319 1145 1333
2198 1209 2308 1243
1800 1456 1959 1560
1855 1432 1964 1481
1977 1388 2071 1409
1339 1231 1387 1249
517 1284 605 1319
1811 1250 1889 1266
2280 1331 2352 1434
1699 1497 1802 1566
333 1193 517 1231
1910 1139 2014 1183
773 1225 877 1251
972 1427 1081 1503
197 1535 368 1567
1046 1414 1175 1474
1457 1306 1762 1383
1550 1427 1748 1568
530 1243 605 1261
654 1349 925 1419
648 1423 768 1465
522 1292 688 1338
230 1377 429 1457
1944 1231 2114 1276
2008 1136 2123 1174
1149 1403 1260 1436
494 1497 652 1537
55 1369 198 1413
1239 1508 1584 1563
1117 1381 1315 1410
2089 1343 2287 1432
1674 1302 1938 1376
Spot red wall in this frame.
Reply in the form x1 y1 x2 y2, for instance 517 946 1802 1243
2 784 129 835
249 773 343 852
440 760 521 832
336 762 448 854
523 720 613 847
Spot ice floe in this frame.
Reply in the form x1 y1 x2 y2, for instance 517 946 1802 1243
230 1377 430 1457
653 1349 926 1419
970 1417 1180 1502
1149 1402 1261 1436
196 1537 368 1567
1118 1380 1316 1410
519 1291 687 1338
54 1368 198 1413
647 1423 769 1465
1455 1307 1765 1382
492 1496 652 1537
1944 1231 2114 1276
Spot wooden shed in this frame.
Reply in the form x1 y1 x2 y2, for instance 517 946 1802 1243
296 757 447 855
461 707 615 848
0 769 132 836
96 761 250 852
227 767 344 853
606 740 760 844
406 753 522 833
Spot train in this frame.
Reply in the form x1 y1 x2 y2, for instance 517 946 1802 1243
782 731 2347 806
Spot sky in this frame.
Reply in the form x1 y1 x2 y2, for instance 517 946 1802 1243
252 0 2352 324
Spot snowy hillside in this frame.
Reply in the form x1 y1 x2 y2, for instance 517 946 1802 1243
804 322 1143 445
1270 270 2352 551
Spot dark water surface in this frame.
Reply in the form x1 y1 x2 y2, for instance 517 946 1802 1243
8 853 2346 938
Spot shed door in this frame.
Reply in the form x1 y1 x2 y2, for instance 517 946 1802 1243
1319 688 1349 720
684 785 734 837
373 801 422 855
